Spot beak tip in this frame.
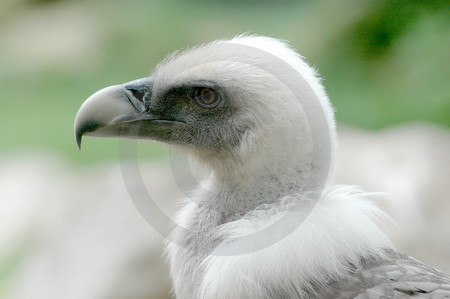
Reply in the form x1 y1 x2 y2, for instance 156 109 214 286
76 134 82 150
75 125 83 150
74 121 101 151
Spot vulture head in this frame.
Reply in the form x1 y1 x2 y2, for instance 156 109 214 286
75 36 336 193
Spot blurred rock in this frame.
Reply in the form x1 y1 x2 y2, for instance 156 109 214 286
0 153 175 299
0 122 449 298
336 122 450 273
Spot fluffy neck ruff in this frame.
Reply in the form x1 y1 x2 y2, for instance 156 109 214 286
198 186 393 298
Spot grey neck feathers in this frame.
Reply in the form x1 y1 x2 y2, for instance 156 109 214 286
197 138 320 222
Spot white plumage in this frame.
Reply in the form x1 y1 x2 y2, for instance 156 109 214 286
74 35 450 298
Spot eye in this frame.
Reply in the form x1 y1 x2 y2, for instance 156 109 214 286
193 87 221 109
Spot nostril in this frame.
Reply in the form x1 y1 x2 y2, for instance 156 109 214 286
123 78 153 112
130 89 145 102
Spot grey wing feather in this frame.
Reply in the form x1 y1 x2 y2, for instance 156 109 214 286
318 250 450 298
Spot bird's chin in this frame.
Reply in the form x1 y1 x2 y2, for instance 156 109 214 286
82 118 188 144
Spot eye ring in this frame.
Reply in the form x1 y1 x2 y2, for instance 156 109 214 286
193 87 221 109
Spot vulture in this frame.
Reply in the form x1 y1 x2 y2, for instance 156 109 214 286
74 36 450 298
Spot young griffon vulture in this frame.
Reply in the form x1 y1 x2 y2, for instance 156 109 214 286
74 36 450 298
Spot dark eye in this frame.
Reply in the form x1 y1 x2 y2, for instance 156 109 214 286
194 87 221 109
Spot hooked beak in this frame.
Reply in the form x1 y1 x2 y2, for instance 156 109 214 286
74 77 163 149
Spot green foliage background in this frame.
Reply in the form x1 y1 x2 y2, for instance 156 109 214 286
0 0 448 164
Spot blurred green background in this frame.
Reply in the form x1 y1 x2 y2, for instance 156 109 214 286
0 0 448 165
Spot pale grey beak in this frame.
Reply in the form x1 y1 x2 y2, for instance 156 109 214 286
74 78 153 149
